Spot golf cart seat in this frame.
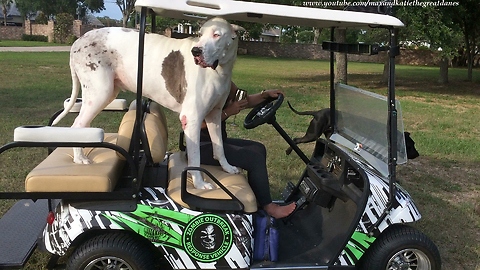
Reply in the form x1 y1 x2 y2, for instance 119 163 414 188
23 101 168 192
167 152 258 213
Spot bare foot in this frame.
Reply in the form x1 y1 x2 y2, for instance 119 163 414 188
263 202 296 219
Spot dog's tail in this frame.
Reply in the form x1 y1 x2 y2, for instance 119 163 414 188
52 67 80 126
287 101 318 116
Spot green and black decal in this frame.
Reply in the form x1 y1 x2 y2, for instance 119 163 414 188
182 214 233 262
339 231 376 265
104 204 193 249
103 205 233 262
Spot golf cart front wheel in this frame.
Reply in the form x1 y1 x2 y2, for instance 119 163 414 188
66 232 158 270
360 225 441 270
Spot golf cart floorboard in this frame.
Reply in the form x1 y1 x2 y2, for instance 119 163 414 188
0 199 49 268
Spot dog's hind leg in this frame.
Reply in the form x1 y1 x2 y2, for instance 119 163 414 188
71 69 119 164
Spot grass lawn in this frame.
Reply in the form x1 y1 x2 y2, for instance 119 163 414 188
0 40 67 47
0 52 479 270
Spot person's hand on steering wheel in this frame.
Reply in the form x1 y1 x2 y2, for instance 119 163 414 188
244 91 284 129
260 89 285 100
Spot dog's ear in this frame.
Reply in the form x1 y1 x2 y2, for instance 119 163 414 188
231 24 245 39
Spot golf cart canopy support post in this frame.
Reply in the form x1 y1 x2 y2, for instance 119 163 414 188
134 7 147 170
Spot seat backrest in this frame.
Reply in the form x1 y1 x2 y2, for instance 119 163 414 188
145 102 168 163
116 101 168 164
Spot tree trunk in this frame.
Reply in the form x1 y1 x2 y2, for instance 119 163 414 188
2 6 7 26
335 28 347 84
438 57 449 84
313 27 321 45
382 56 389 84
122 14 128 28
467 51 473 82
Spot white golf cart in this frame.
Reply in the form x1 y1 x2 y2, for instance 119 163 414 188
0 0 440 270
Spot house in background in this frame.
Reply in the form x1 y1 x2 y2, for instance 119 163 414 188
0 3 24 26
258 28 281 42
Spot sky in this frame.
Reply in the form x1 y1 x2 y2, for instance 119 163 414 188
94 1 123 20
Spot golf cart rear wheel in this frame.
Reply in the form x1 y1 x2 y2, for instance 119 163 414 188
360 225 441 270
66 232 158 270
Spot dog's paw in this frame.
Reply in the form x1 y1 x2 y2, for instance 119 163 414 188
195 181 215 190
73 156 93 164
222 164 240 174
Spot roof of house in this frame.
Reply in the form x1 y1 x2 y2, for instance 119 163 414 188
85 14 104 27
261 28 281 37
0 3 21 19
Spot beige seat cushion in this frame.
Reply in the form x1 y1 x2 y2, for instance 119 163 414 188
116 106 168 164
167 152 258 213
144 113 168 163
25 134 124 192
116 110 136 155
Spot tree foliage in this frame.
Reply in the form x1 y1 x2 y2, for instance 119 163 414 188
97 16 121 27
35 12 48 24
14 0 40 19
54 12 74 43
15 0 104 19
448 0 480 81
116 0 135 27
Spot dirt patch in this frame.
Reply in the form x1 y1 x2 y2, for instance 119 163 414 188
398 157 480 269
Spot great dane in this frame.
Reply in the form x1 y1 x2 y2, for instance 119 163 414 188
53 18 244 189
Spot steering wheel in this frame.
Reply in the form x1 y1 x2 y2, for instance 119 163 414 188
244 93 284 129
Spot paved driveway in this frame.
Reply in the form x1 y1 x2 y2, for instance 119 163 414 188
0 46 71 52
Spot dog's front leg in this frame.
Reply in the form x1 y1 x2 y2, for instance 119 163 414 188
205 109 240 174
181 114 214 190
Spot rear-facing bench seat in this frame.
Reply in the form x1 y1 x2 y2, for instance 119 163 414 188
18 101 168 193
167 152 258 213
22 130 125 192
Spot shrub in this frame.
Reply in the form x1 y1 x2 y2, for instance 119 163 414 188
22 34 48 42
67 34 77 45
54 13 74 44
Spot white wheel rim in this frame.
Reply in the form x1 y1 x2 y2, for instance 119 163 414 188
386 248 431 270
84 256 133 270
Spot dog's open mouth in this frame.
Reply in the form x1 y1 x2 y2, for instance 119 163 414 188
194 57 219 70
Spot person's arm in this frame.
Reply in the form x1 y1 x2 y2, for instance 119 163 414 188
246 89 285 108
200 82 243 129
202 84 285 128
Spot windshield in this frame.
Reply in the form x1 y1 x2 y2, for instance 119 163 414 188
330 83 407 178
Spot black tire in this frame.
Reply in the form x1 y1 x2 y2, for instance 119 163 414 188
360 225 441 270
66 232 158 270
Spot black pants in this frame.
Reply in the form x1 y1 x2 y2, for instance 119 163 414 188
200 138 272 206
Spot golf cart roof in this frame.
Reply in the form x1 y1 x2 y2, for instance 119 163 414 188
135 0 404 28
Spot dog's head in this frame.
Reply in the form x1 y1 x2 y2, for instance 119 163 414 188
191 17 244 70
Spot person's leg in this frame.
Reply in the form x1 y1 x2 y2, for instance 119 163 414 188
200 139 295 218
200 140 271 204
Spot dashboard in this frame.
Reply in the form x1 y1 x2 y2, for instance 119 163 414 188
292 141 365 209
